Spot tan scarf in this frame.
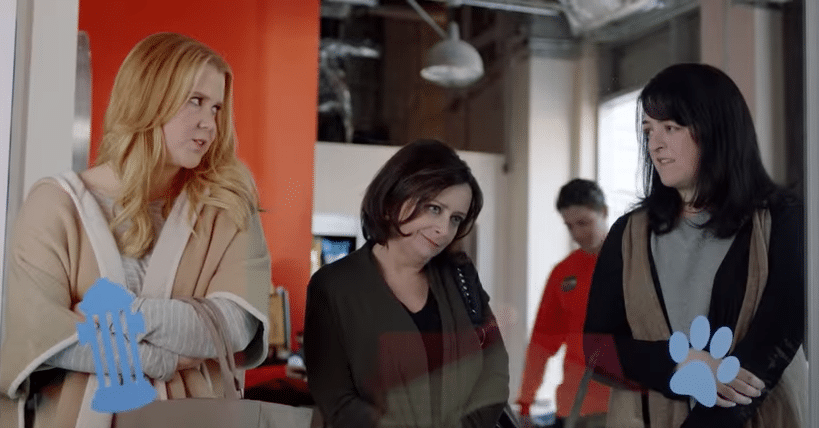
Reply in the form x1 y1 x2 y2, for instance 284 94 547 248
608 209 806 428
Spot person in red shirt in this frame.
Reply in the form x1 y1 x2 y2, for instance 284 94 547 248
517 179 610 428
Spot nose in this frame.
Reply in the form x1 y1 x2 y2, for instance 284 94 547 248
433 216 452 236
647 130 664 153
569 227 583 243
198 112 217 132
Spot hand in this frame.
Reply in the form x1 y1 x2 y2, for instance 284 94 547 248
678 349 763 407
512 402 537 427
285 363 308 381
518 414 538 428
716 367 764 407
176 355 204 371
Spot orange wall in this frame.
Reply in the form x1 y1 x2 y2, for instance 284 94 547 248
79 0 319 350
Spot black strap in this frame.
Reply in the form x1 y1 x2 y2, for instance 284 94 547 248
449 255 518 428
454 259 484 327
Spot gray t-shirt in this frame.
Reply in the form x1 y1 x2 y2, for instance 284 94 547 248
651 211 736 334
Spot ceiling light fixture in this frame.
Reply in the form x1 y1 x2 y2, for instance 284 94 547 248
406 0 485 88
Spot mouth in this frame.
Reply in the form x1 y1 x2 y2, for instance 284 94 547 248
655 157 674 166
192 139 208 149
421 235 440 248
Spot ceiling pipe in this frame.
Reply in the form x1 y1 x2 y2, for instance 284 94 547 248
429 0 563 16
406 0 449 38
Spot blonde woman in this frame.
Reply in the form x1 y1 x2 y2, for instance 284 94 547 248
0 33 271 428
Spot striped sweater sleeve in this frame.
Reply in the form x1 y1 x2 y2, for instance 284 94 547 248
44 297 259 380
132 296 260 358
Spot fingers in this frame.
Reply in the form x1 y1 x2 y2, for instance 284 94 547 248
726 378 761 401
714 368 764 407
714 390 737 408
717 382 751 406
735 368 765 393
176 356 204 370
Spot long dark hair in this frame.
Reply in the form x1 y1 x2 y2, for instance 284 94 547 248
637 63 778 237
361 139 483 246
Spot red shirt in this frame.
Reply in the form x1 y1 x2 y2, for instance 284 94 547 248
518 249 610 417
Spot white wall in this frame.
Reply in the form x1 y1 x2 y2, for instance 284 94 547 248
502 51 531 403
700 0 786 184
526 56 575 330
523 54 578 410
0 0 18 340
572 41 599 180
499 50 581 408
1 0 78 343
22 0 78 194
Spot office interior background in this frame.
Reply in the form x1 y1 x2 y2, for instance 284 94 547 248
1 0 818 422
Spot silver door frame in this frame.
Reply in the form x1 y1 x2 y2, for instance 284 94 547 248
805 0 818 426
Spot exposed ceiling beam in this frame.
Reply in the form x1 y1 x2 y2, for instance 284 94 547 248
427 0 562 16
367 4 448 26
324 0 379 5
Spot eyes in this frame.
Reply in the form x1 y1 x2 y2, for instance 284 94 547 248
426 204 465 225
189 96 222 115
642 121 683 139
564 220 589 229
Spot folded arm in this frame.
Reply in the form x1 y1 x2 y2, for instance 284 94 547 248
304 274 381 428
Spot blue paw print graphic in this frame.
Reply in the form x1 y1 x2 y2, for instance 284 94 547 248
669 315 740 407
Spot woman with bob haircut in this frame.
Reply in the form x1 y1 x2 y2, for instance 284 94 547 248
304 139 510 428
584 63 805 427
0 33 271 428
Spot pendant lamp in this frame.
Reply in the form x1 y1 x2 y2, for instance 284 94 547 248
407 0 485 88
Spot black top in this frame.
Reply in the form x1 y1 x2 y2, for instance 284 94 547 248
584 194 805 427
405 291 444 373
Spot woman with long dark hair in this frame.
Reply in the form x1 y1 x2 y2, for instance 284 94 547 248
304 139 509 428
584 63 805 427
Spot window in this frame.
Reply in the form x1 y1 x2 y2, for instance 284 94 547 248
597 89 642 226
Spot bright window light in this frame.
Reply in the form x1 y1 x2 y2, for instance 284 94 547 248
597 89 643 227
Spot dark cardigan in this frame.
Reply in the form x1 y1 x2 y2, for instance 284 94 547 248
303 242 509 428
584 195 805 427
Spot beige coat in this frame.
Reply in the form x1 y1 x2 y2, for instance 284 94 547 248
0 173 271 428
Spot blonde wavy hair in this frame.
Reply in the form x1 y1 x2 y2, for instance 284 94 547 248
96 32 260 258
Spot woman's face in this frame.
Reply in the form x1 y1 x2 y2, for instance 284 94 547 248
642 114 701 202
162 63 225 171
391 183 472 262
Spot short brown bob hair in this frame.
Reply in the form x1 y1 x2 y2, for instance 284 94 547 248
361 139 483 246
